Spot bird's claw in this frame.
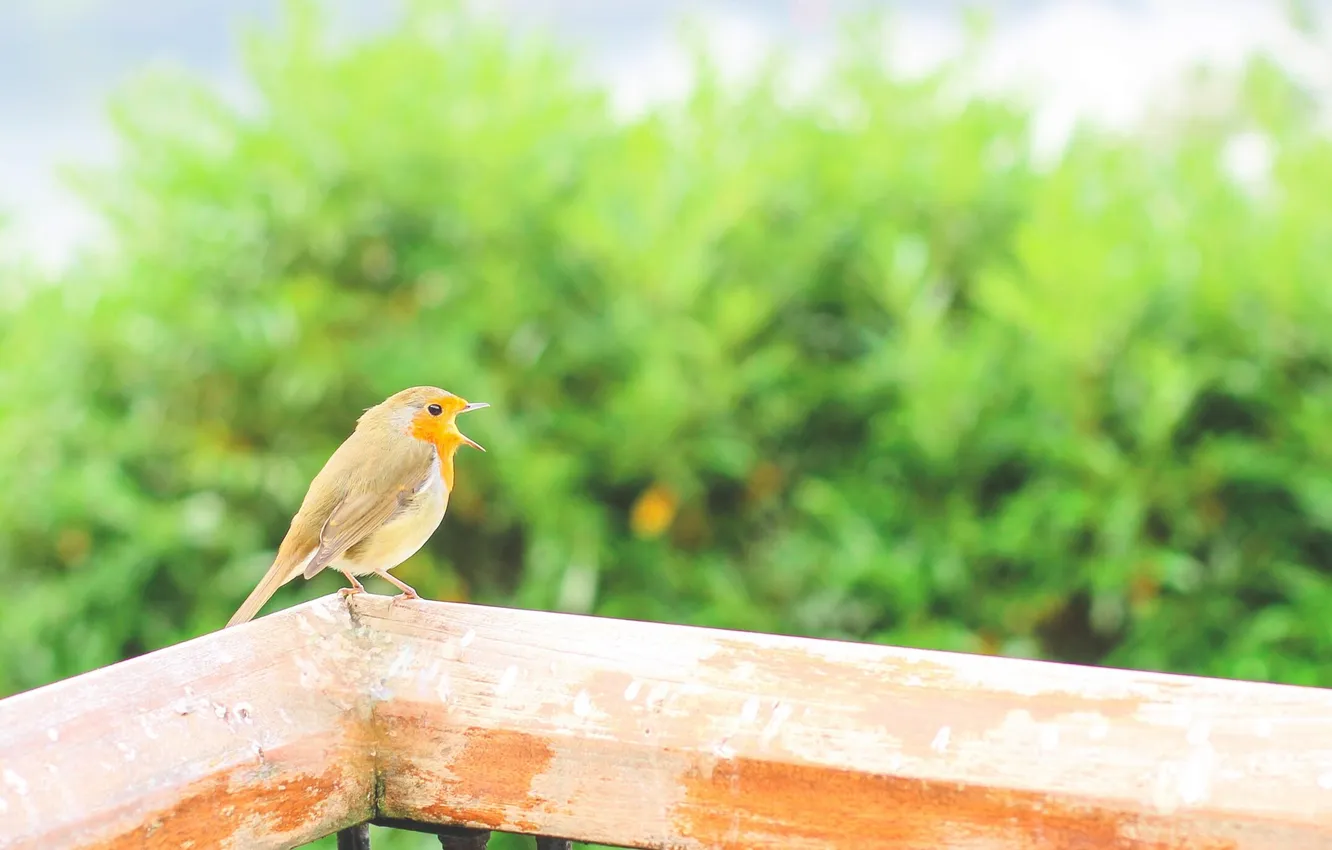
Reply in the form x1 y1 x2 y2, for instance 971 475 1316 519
338 586 364 599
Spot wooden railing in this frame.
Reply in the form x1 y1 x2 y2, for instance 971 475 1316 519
2 594 1331 849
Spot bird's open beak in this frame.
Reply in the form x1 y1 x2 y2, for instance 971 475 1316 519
456 401 488 451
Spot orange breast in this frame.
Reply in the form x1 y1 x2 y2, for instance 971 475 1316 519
407 419 462 491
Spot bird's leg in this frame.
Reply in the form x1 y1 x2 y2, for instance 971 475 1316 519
337 570 367 598
378 571 419 601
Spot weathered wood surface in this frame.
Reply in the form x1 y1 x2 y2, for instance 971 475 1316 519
3 593 1332 849
0 597 374 850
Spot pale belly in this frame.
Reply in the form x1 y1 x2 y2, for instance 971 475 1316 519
335 469 449 576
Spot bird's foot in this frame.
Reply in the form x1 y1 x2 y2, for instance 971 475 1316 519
379 572 420 603
338 572 367 598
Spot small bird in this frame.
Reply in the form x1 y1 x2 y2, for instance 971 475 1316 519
225 386 488 627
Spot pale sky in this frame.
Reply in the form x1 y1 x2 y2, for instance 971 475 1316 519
1 0 1328 270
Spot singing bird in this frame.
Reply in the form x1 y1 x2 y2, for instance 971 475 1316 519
225 386 488 627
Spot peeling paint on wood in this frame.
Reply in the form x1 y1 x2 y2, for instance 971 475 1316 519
672 756 1266 849
0 596 373 850
355 596 1332 849
3 593 1332 849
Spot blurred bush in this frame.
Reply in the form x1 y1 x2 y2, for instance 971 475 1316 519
5 0 1332 708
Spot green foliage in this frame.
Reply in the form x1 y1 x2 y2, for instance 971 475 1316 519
4 5 1332 844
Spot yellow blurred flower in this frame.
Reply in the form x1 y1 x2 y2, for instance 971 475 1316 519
746 461 784 504
55 528 91 567
631 483 678 539
1130 571 1160 607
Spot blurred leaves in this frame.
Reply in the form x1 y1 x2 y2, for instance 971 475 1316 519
3 11 1332 847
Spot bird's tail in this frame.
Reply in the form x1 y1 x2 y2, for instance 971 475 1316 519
225 556 302 628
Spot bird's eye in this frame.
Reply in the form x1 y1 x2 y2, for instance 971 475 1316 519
427 403 443 416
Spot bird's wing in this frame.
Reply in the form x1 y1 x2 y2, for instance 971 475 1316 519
300 485 416 579
225 430 434 628
302 447 431 580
